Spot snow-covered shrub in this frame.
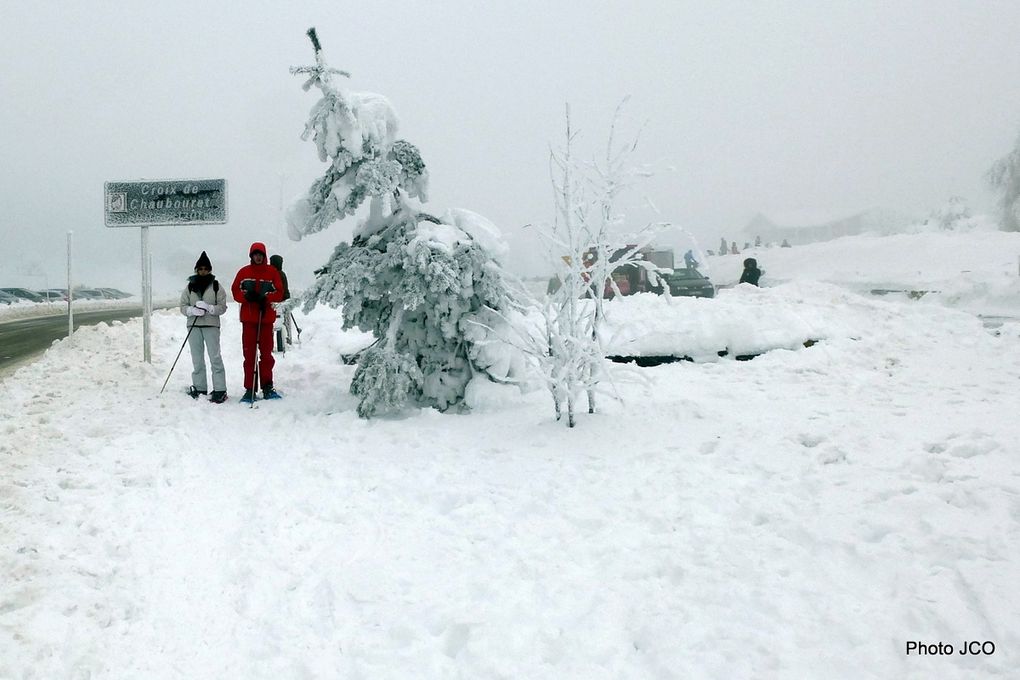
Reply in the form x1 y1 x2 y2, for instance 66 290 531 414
516 102 668 427
289 29 515 417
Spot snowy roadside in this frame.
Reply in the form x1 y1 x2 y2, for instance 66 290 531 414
0 297 179 324
1 284 1018 679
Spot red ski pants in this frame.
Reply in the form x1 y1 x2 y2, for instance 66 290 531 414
241 321 276 390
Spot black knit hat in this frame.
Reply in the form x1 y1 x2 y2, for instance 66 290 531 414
195 251 212 271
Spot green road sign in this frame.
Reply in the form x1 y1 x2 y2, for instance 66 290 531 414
104 178 227 227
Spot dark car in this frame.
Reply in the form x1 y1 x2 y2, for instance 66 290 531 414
661 268 715 298
0 290 19 305
0 287 46 302
72 287 108 300
96 287 133 299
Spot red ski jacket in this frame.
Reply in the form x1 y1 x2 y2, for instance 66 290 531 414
231 242 284 324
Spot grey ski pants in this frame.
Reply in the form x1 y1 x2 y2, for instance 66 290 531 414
188 326 226 392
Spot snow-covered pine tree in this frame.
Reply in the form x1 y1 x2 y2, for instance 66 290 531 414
288 28 518 417
987 133 1020 232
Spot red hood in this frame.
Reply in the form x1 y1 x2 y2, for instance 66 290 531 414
249 242 267 259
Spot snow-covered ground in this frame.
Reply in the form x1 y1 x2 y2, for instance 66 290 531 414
2 230 1019 679
707 228 1020 318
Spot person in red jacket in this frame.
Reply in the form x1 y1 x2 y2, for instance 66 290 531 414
231 242 285 402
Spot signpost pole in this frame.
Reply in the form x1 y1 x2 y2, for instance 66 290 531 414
141 226 151 363
67 231 73 341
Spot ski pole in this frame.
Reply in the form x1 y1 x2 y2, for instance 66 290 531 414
251 305 264 408
290 312 302 344
160 317 198 394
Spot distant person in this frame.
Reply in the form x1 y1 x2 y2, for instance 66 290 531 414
179 251 228 403
755 235 762 247
719 237 728 254
683 249 698 269
231 242 285 403
739 257 762 286
269 254 293 346
609 272 630 297
781 238 792 248
546 274 563 295
730 241 739 255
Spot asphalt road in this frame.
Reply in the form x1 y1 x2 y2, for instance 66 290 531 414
0 307 145 374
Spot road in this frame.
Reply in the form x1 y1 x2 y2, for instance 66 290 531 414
0 307 146 375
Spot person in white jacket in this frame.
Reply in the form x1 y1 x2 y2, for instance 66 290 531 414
179 251 229 403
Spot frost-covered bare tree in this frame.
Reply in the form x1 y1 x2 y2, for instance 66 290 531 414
987 133 1020 232
924 196 972 231
517 102 666 427
288 28 518 417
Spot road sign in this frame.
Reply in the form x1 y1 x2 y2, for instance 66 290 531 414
103 177 228 363
104 178 227 227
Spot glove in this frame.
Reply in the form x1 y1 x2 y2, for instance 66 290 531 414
244 290 263 303
195 301 213 312
186 306 206 316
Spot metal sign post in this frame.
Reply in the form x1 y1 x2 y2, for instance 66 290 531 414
67 231 73 341
104 178 227 363
141 226 151 361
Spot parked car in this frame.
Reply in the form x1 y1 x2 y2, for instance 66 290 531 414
597 246 715 299
0 290 19 305
95 287 133 299
42 288 69 302
0 287 46 302
661 268 716 298
547 245 716 300
72 287 108 300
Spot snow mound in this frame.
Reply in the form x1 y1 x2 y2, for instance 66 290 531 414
440 208 510 263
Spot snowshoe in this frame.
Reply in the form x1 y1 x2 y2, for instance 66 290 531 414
262 388 282 400
187 386 207 399
209 391 228 404
239 389 255 404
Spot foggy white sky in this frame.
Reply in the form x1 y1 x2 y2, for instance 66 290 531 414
3 0 1020 293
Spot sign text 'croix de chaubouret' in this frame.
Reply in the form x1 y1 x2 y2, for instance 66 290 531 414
104 179 227 227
